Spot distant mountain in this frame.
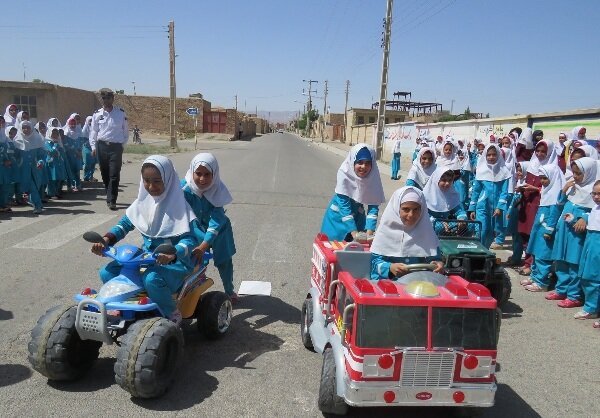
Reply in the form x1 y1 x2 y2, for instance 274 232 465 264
256 110 297 124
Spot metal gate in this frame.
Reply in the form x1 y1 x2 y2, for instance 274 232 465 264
203 111 227 133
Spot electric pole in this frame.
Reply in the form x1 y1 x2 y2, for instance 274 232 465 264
168 20 177 149
344 80 350 144
234 94 238 140
322 80 328 142
375 0 393 159
303 79 318 137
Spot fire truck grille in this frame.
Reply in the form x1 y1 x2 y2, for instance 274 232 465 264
400 352 456 387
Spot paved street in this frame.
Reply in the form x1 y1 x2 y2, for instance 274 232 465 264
0 133 598 417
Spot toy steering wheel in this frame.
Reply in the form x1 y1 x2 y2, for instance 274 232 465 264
405 263 437 272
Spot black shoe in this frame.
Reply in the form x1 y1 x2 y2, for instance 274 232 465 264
109 202 117 210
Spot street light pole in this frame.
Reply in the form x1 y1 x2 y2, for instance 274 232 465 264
374 0 393 160
131 81 136 96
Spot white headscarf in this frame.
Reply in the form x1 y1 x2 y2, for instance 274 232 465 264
422 166 461 213
5 126 17 140
500 138 517 192
517 128 534 150
391 138 402 154
516 161 530 189
63 117 80 139
184 152 233 207
475 144 511 182
406 147 436 188
81 116 93 138
527 140 557 175
334 143 385 205
126 155 197 238
370 186 439 257
436 139 459 169
587 204 600 231
565 157 598 208
34 121 47 136
15 111 29 127
66 113 83 137
538 164 565 207
46 117 61 128
3 104 17 127
578 144 598 160
13 121 45 151
555 132 567 155
571 126 587 142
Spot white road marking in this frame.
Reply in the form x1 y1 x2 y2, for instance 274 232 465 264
13 214 117 250
0 215 46 237
252 225 293 263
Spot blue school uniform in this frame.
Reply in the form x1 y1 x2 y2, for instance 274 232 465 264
468 179 509 248
551 193 591 301
14 146 46 210
63 135 82 189
371 254 439 280
181 179 237 295
44 140 68 197
321 193 379 241
99 215 201 318
82 137 96 181
405 178 422 190
428 205 467 235
391 152 401 179
578 229 600 314
505 192 523 264
454 175 469 209
0 140 17 208
527 205 561 288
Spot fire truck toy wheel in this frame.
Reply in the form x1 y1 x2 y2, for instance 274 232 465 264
490 269 512 306
300 298 314 351
28 304 101 381
318 347 348 416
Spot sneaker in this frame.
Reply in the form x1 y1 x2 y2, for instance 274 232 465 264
524 283 547 292
557 299 583 308
109 202 117 211
490 242 504 250
545 291 567 301
32 208 43 215
520 278 533 286
169 309 182 326
573 310 598 320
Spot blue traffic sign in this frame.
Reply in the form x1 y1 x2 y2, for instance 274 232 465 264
186 107 198 116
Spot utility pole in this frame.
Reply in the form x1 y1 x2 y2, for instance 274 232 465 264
344 80 350 144
321 80 329 142
450 99 455 115
234 94 238 140
303 79 318 138
375 0 393 159
168 20 177 149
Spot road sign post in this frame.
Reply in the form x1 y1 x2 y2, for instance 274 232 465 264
186 107 199 149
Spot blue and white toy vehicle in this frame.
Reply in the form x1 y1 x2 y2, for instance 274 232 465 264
28 231 232 398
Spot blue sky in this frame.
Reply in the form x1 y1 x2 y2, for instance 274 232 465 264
2 0 599 118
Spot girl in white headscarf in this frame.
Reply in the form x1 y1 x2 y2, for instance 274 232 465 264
468 144 511 249
321 143 385 241
547 157 598 306
422 166 467 236
62 117 83 191
516 128 534 161
506 161 528 267
44 127 68 199
370 186 443 279
15 111 29 127
81 116 97 182
91 155 201 325
3 104 18 127
523 164 565 292
0 125 16 211
390 137 402 180
181 152 237 300
13 120 46 214
436 139 460 169
406 146 436 190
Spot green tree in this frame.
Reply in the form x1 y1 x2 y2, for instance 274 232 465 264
297 109 319 130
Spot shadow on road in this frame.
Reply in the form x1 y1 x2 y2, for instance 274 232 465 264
0 308 13 320
47 358 116 392
0 364 32 388
501 300 523 319
134 295 299 412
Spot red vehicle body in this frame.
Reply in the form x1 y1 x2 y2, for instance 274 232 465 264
301 234 500 415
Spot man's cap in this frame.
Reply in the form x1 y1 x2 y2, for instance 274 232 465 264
99 88 114 97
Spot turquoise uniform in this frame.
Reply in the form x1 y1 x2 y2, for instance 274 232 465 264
527 205 561 287
100 215 201 317
82 137 96 181
578 230 600 315
428 205 467 235
371 253 439 280
321 193 379 241
0 139 17 208
14 146 46 211
468 179 509 248
405 178 421 190
44 140 68 197
551 193 590 301
181 179 237 295
391 152 401 179
505 192 523 264
63 135 82 189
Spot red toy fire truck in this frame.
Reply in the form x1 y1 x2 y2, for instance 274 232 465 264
301 234 501 415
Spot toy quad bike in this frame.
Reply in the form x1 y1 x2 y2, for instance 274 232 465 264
433 219 511 306
28 231 232 398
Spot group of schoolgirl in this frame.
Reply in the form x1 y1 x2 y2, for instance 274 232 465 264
90 152 237 326
0 104 98 214
321 131 600 329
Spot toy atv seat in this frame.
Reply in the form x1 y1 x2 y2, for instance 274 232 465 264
433 219 511 306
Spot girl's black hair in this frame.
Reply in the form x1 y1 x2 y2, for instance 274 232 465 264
141 162 157 173
571 148 586 158
440 170 455 182
594 180 600 187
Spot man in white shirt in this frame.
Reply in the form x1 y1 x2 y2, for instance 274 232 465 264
90 88 128 210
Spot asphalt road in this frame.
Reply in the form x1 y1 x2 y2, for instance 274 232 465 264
0 133 598 417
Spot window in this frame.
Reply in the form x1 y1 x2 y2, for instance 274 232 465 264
394 118 402 123
13 95 37 118
368 116 375 124
356 306 428 348
432 308 497 350
357 116 365 125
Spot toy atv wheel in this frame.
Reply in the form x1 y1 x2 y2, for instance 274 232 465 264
300 298 314 350
28 304 101 381
196 291 232 340
114 317 183 398
318 347 348 416
489 269 512 306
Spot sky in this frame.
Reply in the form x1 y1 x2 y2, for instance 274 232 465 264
2 0 599 119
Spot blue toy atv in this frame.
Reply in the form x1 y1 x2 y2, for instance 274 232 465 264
28 231 232 398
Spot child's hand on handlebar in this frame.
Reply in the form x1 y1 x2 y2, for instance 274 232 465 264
390 263 409 276
431 261 445 273
155 253 176 265
91 237 110 256
191 241 210 263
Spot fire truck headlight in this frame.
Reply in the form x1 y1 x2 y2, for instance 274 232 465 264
451 258 462 268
